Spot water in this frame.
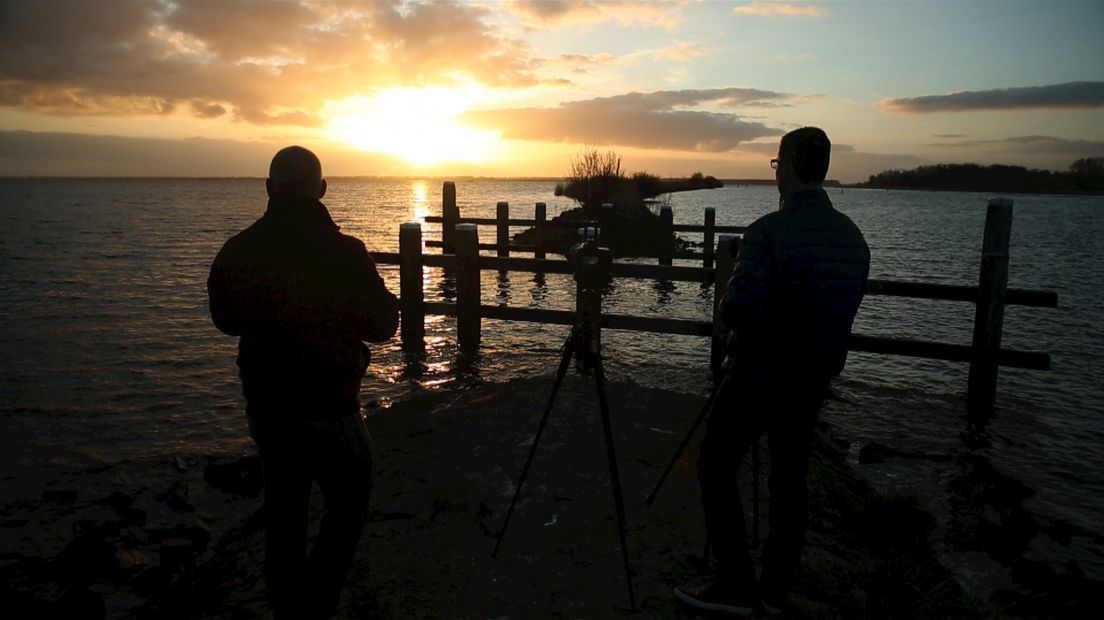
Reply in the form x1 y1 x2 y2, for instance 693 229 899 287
2 178 1102 573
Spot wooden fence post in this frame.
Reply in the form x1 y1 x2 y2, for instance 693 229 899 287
659 205 674 266
455 223 481 355
703 207 716 269
442 181 458 254
496 201 510 257
534 202 547 259
710 234 738 374
967 198 1013 411
399 222 425 355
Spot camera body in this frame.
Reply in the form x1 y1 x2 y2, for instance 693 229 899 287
568 225 612 292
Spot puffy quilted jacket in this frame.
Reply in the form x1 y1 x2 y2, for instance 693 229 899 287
721 188 869 388
208 194 399 418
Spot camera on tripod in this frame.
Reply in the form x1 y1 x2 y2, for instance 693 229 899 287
567 225 612 292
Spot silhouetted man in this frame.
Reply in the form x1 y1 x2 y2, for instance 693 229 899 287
208 146 398 619
676 127 869 616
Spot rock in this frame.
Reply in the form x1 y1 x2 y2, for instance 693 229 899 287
203 455 263 497
156 481 194 513
54 530 119 583
120 506 148 527
132 565 173 596
148 520 211 548
158 538 197 570
858 441 893 464
42 489 78 503
115 548 152 571
57 586 106 620
94 490 133 512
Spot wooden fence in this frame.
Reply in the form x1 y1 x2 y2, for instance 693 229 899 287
370 182 1058 410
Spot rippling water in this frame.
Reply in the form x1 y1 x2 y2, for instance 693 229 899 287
2 178 1102 571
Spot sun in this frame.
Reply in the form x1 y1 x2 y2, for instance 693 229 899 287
325 87 501 166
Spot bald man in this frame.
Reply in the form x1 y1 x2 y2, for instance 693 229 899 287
208 146 398 619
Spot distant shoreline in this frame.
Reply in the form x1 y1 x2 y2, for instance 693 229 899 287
3 176 1101 196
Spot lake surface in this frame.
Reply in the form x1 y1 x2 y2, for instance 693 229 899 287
2 178 1102 575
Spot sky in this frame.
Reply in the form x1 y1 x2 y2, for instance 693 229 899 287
0 0 1102 183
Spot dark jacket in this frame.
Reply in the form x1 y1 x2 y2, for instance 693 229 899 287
208 194 399 418
721 188 869 389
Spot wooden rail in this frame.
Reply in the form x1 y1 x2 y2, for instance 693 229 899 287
373 182 1058 410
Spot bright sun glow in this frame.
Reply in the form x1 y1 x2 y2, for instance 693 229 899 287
325 87 501 166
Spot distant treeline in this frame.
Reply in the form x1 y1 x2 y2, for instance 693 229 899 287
855 158 1104 193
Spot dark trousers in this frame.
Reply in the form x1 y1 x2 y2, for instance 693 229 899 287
248 412 374 619
697 378 824 602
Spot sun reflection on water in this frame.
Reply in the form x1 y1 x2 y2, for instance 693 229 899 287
412 180 429 222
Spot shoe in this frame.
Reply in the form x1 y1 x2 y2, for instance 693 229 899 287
674 582 755 616
759 597 785 617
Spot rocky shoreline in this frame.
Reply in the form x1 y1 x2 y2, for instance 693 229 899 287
1 375 1099 618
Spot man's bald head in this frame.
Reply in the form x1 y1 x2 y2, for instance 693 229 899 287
266 146 327 199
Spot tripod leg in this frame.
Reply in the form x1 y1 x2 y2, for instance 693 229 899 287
592 350 636 611
493 330 577 558
645 374 730 506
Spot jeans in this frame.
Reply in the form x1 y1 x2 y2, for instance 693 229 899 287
697 378 824 602
248 412 374 619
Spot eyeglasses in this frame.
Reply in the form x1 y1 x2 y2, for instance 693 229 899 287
770 158 779 170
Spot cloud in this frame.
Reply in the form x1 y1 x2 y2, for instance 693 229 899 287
460 89 802 151
879 82 1104 114
0 0 543 126
504 0 688 29
733 2 827 18
935 135 1104 157
931 134 966 139
190 100 228 119
653 41 709 62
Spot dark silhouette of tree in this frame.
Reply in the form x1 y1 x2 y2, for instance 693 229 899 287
858 158 1103 193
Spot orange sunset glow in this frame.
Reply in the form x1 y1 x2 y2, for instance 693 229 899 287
0 1 1100 181
325 87 503 166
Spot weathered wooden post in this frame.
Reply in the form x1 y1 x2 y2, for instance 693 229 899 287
534 202 547 259
399 222 425 355
442 181 458 254
496 201 510 257
710 234 738 374
659 205 674 266
967 198 1013 411
703 207 716 269
455 223 481 355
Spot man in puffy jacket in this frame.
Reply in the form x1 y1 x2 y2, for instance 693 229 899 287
208 146 398 619
676 127 869 617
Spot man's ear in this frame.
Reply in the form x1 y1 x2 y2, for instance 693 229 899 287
318 179 327 199
265 178 275 197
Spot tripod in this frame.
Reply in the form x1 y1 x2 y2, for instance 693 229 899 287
492 244 636 610
645 356 763 553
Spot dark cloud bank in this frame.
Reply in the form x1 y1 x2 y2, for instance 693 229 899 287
882 81 1104 113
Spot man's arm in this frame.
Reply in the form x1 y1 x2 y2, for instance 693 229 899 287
207 245 244 337
719 221 774 333
344 239 399 343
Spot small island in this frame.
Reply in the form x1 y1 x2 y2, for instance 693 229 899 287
514 149 722 257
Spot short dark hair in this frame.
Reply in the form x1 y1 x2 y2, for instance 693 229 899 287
779 127 830 184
